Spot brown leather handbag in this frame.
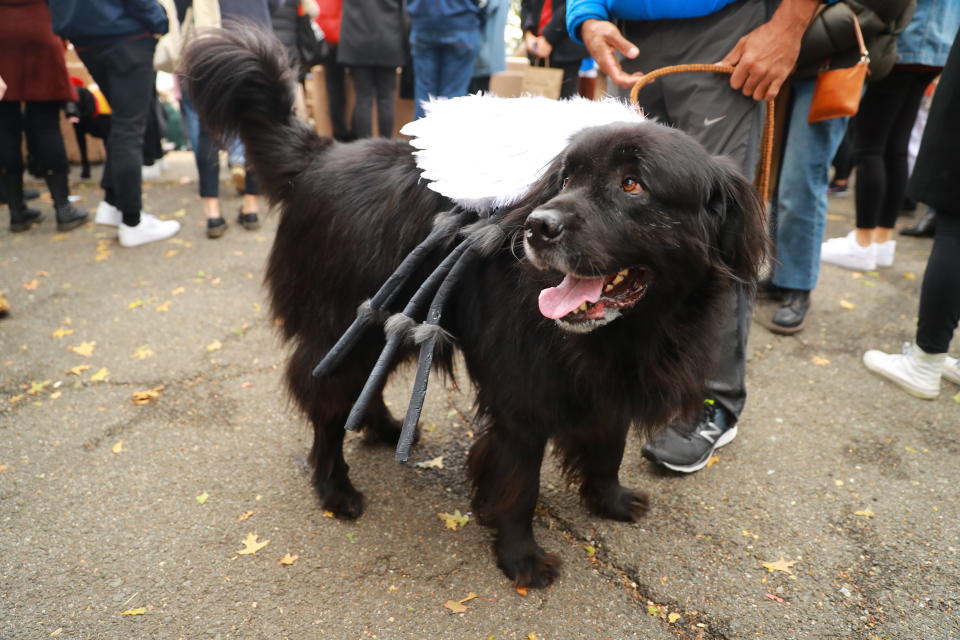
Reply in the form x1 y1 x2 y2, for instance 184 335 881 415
807 5 869 123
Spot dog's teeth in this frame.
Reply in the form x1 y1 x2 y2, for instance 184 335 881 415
611 275 624 286
617 268 630 277
604 284 614 292
578 303 588 311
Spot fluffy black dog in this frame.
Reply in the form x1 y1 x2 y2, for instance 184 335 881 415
181 29 766 588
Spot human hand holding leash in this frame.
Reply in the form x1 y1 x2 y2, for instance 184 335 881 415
581 19 645 88
524 32 553 59
720 0 819 101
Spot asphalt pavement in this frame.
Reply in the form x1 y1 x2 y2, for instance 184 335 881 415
1 152 957 640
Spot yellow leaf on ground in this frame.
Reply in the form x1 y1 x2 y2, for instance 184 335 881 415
127 299 143 310
28 380 52 395
902 272 917 280
171 208 187 218
112 441 123 454
164 249 179 258
953 391 960 404
171 287 185 296
67 364 92 376
811 356 830 366
69 341 96 357
52 327 74 339
854 507 875 517
207 340 222 352
415 456 444 469
237 532 270 555
839 300 856 310
438 509 470 531
120 607 146 616
237 510 256 522
0 464 8 472
50 391 62 400
51 233 69 242
155 301 171 312
36 270 50 277
668 612 681 623
196 491 209 504
50 627 63 636
130 345 155 360
9 394 24 404
23 279 40 291
279 553 299 565
444 600 468 614
89 367 109 382
762 557 797 575
515 586 529 596
706 455 720 468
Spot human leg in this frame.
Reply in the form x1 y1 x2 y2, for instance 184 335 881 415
323 48 352 141
350 65 376 139
373 66 397 138
410 30 442 119
435 30 480 100
916 213 960 355
0 101 42 231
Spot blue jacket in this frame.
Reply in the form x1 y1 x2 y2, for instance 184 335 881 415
566 0 738 43
895 0 959 66
407 0 483 32
50 0 168 45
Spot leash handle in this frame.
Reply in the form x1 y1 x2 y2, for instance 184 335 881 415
629 64 775 203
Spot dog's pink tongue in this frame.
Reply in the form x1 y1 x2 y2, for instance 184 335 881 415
538 275 605 319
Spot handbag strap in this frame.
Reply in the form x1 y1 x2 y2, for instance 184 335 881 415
844 4 869 61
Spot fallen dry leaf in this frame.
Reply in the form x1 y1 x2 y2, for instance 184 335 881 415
164 249 179 258
50 391 62 400
23 279 40 291
112 441 123 454
668 612 681 624
0 464 8 472
584 545 596 557
69 341 96 357
515 586 529 596
120 607 147 616
438 509 470 531
443 592 478 614
237 510 256 522
28 380 52 395
811 356 830 366
416 456 444 469
52 327 74 339
127 299 143 310
854 507 875 518
705 455 720 468
839 299 856 310
764 593 784 603
171 287 185 296
67 364 92 376
196 492 209 504
279 553 299 565
51 233 69 242
171 208 187 218
130 345 155 360
50 627 63 636
902 272 917 280
206 339 222 352
953 392 960 404
237 532 270 555
762 557 797 575
89 367 109 382
155 301 171 312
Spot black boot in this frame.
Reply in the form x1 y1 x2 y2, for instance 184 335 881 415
899 208 936 238
2 173 44 232
767 289 811 335
44 170 89 231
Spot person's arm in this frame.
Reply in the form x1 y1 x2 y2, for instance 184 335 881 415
125 0 171 35
719 0 820 101
0 74 6 101
579 19 643 88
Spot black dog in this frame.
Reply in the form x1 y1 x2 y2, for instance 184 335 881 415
181 29 766 588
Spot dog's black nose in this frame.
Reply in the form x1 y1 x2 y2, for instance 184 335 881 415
525 209 565 245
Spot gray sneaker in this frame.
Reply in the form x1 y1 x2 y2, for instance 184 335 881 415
641 401 737 473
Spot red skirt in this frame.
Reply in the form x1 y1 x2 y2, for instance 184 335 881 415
0 0 77 103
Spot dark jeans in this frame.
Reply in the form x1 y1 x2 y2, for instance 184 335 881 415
854 67 939 230
180 96 259 199
916 212 960 354
350 65 397 138
0 101 68 174
323 46 351 141
76 36 156 216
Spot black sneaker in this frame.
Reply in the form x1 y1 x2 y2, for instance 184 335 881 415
238 208 260 230
207 216 228 238
641 401 738 473
768 290 810 335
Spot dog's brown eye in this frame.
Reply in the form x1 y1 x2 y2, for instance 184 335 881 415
621 177 642 193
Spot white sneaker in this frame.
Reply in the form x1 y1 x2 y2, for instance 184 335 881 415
95 201 122 226
821 230 877 271
118 213 181 248
944 355 960 386
862 342 945 400
875 240 896 267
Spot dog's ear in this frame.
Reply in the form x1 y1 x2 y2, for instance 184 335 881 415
707 156 769 286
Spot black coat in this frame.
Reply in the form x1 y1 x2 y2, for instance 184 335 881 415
337 0 406 68
795 0 915 80
908 32 960 216
521 0 587 65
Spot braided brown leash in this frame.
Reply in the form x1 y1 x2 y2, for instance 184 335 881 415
629 64 775 203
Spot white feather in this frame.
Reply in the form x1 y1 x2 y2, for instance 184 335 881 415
399 94 649 211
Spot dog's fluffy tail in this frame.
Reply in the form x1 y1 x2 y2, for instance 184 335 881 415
179 27 329 203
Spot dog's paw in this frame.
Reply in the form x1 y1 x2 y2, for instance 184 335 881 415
321 489 366 520
584 485 649 522
497 548 562 589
